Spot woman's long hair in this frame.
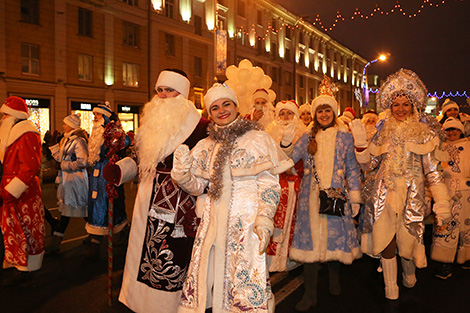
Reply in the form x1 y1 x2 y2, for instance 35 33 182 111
307 104 337 156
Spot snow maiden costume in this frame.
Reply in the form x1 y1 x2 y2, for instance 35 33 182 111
172 84 293 313
116 70 209 313
0 96 45 275
351 69 451 300
265 100 306 272
289 77 362 312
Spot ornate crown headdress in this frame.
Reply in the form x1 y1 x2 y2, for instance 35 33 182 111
318 76 338 98
377 68 427 111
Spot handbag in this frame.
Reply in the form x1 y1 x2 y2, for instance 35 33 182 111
319 189 346 217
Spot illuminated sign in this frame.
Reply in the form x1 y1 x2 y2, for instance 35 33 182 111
118 105 139 114
71 101 101 111
23 98 50 108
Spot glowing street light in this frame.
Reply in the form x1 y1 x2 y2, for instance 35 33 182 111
362 54 387 108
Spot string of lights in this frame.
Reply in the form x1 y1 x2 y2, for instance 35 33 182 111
235 0 464 38
369 89 469 99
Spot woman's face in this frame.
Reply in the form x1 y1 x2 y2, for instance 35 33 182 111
445 128 462 142
279 109 295 121
210 99 238 126
445 107 459 118
315 106 334 127
391 96 413 122
63 123 74 133
300 111 312 126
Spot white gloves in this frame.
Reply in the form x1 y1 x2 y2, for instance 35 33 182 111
254 226 271 255
281 123 296 147
171 144 192 182
433 201 452 226
351 203 361 218
349 119 368 148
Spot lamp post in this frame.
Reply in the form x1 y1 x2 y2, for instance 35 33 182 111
362 54 386 109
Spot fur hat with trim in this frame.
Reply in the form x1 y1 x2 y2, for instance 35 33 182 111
299 103 312 115
311 76 339 116
443 117 464 134
275 100 299 118
204 83 238 114
1 96 29 120
155 70 190 99
64 113 81 129
441 98 459 115
252 88 270 103
93 101 113 118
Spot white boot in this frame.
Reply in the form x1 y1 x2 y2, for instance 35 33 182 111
381 256 399 300
401 257 417 288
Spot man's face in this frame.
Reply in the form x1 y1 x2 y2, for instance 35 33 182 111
156 86 180 99
254 98 267 111
93 112 103 121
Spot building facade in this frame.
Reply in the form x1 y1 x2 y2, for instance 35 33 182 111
0 0 367 136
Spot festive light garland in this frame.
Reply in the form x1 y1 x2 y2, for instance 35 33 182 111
369 89 469 99
235 0 464 39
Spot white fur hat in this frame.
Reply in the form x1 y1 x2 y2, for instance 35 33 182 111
299 103 312 115
204 83 238 114
155 70 190 99
441 98 459 115
63 113 81 129
311 95 338 116
1 96 29 119
93 101 113 118
443 117 464 133
275 100 299 118
252 88 270 102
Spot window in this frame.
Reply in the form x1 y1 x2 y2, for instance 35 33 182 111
285 27 291 40
165 0 174 19
78 8 92 37
299 96 304 104
21 0 39 24
271 67 278 82
78 54 92 81
21 43 39 75
299 75 304 88
285 47 291 62
271 18 277 30
284 71 292 86
123 63 139 87
237 0 245 18
123 21 139 47
271 42 277 59
165 33 175 56
194 57 203 78
309 88 314 100
257 10 262 25
122 0 138 6
195 15 202 35
299 32 304 45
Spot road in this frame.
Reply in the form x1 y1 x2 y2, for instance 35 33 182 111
1 182 469 313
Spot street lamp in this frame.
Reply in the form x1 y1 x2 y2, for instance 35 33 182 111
362 54 387 109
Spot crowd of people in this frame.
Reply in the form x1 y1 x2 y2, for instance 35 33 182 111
0 67 469 313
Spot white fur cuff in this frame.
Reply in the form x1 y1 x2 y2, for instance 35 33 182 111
4 177 29 199
116 157 138 186
254 216 274 235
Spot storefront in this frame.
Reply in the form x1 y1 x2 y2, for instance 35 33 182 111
24 97 51 141
118 104 140 134
71 100 101 136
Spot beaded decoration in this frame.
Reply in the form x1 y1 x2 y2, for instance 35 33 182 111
318 76 338 98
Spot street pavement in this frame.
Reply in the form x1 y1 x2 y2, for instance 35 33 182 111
1 182 469 313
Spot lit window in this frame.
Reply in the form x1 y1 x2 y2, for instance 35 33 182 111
164 0 174 19
78 54 92 81
21 43 40 75
123 63 139 87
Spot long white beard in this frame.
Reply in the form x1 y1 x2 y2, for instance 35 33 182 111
0 116 17 163
136 95 199 179
88 119 105 166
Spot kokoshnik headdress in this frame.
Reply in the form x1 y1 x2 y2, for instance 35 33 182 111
377 68 428 111
311 76 339 115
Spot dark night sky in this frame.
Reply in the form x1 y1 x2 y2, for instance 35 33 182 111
276 0 469 99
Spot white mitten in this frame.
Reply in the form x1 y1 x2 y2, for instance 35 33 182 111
433 201 452 226
349 119 368 148
171 144 192 182
254 226 271 255
281 123 296 147
351 203 361 218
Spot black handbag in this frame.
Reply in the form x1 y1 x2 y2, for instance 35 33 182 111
319 189 345 217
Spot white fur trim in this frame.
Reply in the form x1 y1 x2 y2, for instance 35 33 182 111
299 104 312 114
6 120 39 147
275 101 299 118
443 117 464 133
252 89 270 102
311 95 338 116
4 177 29 199
155 70 190 99
0 104 29 119
86 220 128 236
116 157 138 186
205 83 238 112
9 252 44 272
442 99 459 114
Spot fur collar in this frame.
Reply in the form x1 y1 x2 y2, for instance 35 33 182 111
7 120 39 147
